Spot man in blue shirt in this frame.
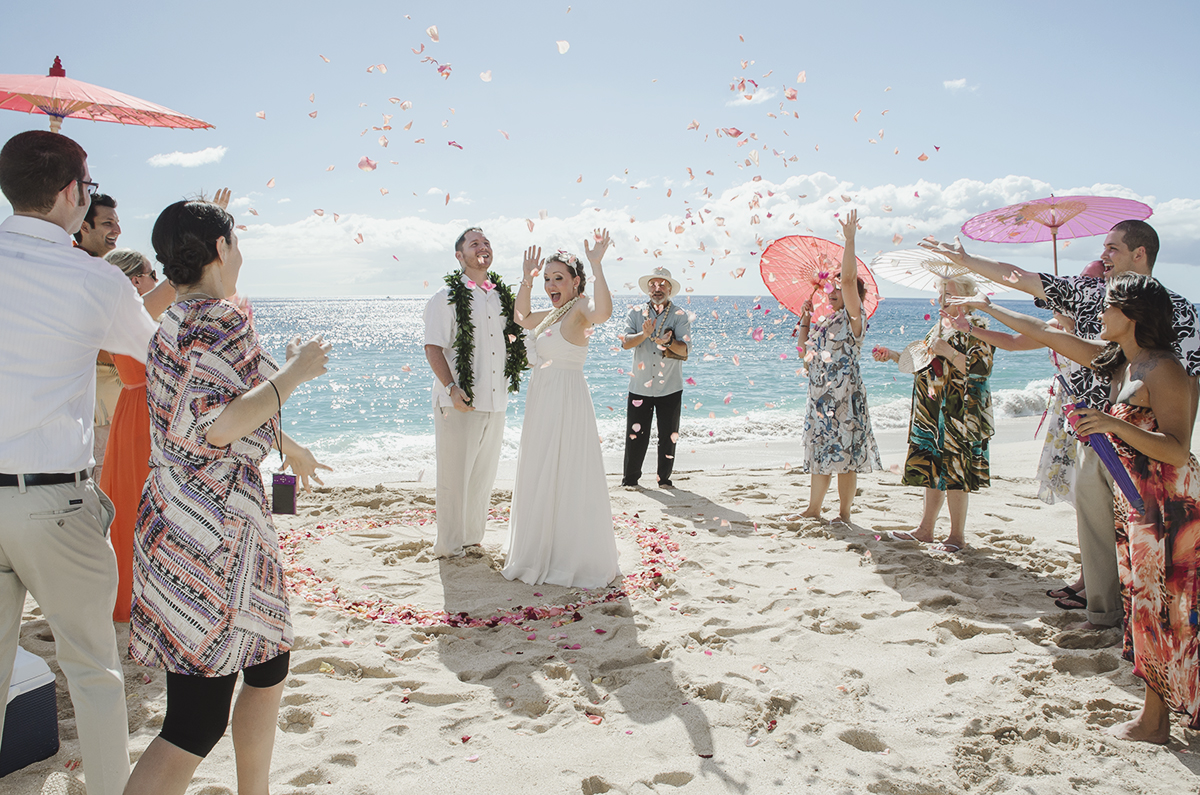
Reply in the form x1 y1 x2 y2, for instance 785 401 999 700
620 267 691 489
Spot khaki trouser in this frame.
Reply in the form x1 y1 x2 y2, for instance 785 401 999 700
1075 444 1122 627
433 409 506 558
0 479 130 795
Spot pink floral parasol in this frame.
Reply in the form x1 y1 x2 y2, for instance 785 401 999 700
0 57 212 133
759 235 880 321
961 195 1152 274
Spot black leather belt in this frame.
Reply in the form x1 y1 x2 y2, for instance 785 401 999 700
0 471 89 487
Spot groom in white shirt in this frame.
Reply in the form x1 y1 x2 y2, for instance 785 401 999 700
423 228 524 558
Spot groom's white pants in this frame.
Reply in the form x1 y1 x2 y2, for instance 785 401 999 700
434 408 506 557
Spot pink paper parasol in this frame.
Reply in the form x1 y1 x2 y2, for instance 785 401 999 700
760 235 880 321
961 195 1152 275
0 57 212 133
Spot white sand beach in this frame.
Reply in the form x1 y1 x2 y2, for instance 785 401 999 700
11 417 1200 794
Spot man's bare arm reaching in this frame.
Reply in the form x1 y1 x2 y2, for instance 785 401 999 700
919 235 1047 300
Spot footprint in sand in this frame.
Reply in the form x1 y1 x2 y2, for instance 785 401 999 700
837 727 887 752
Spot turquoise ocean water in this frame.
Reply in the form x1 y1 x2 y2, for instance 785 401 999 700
250 295 1060 478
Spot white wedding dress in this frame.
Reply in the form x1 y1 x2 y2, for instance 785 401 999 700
502 319 620 588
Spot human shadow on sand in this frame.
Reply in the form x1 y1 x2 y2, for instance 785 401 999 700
434 546 748 793
633 486 756 537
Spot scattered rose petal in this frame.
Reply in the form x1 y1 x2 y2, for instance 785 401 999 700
587 714 602 725
480 70 492 82
358 156 378 172
917 152 929 162
266 178 275 188
466 754 479 762
426 25 439 41
255 111 265 120
557 40 570 54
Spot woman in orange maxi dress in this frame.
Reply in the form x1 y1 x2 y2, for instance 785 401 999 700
951 273 1200 744
100 249 164 621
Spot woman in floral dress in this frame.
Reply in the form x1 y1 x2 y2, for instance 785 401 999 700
793 210 881 523
873 275 994 553
951 272 1200 744
125 200 332 794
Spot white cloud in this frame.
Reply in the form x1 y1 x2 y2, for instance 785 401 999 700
146 146 227 168
277 198 291 203
943 78 976 92
228 196 252 210
606 175 627 184
230 173 1200 300
725 87 777 107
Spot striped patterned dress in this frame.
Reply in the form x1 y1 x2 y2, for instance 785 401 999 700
129 298 290 677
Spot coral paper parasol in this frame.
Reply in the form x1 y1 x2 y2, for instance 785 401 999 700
0 57 212 133
759 235 879 321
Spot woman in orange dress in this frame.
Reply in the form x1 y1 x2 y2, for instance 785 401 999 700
100 248 172 621
951 273 1200 744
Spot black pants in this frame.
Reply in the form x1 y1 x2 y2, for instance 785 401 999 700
622 390 682 486
159 652 290 758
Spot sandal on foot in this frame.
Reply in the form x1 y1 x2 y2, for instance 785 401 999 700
886 530 922 542
1046 585 1083 601
930 542 964 554
1054 593 1088 610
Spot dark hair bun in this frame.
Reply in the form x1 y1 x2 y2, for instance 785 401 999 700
152 200 235 286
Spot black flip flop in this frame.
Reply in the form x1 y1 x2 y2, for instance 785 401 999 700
1046 585 1083 601
1054 593 1088 610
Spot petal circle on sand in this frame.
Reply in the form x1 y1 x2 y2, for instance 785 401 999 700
278 508 683 629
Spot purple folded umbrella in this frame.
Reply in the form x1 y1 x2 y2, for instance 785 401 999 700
1056 375 1145 515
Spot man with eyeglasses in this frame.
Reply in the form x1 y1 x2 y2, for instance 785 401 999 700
0 130 156 794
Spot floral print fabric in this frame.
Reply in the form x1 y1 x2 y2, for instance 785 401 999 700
801 308 882 475
1110 403 1200 728
901 321 994 492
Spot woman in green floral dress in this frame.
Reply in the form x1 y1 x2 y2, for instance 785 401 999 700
872 275 994 552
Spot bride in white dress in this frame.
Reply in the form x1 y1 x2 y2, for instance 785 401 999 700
502 229 620 589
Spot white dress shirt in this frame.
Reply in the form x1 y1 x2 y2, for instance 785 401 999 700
423 274 509 412
0 215 158 473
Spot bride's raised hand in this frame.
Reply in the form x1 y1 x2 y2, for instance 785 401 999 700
584 228 611 267
523 245 542 280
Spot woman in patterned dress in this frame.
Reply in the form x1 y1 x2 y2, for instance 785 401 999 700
792 210 881 523
950 273 1200 744
872 275 994 553
125 200 332 794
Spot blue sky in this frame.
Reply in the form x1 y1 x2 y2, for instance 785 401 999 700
3 0 1198 300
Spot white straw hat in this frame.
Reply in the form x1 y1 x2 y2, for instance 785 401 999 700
638 266 681 298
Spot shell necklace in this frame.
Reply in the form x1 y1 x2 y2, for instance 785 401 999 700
533 295 580 338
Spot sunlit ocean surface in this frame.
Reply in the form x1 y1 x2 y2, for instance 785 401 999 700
250 294 1059 477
